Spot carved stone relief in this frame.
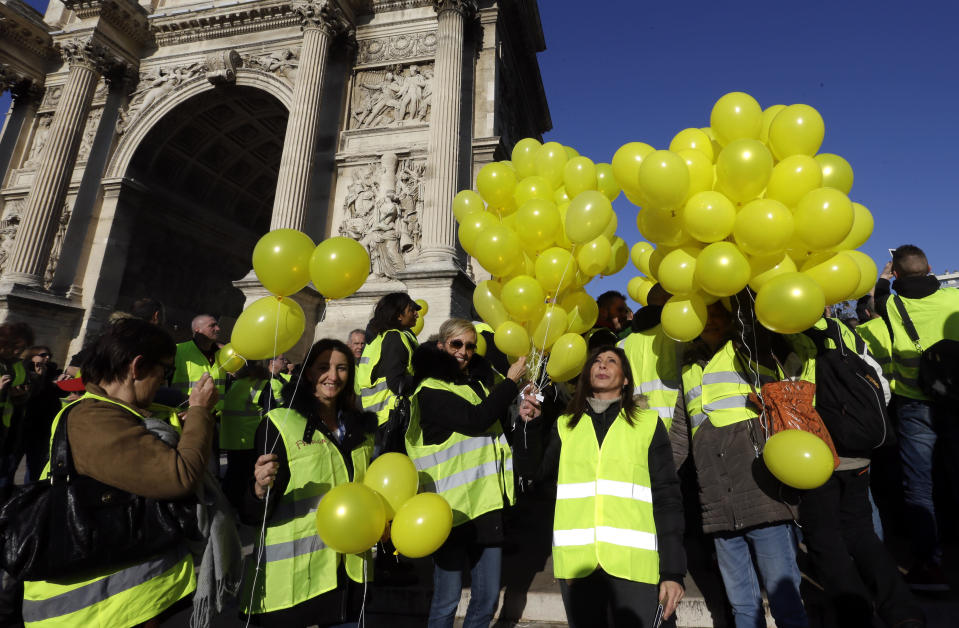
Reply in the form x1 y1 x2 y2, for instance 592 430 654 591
23 114 53 168
356 32 437 65
243 47 300 84
116 61 205 134
76 108 103 162
205 49 242 85
44 201 72 288
0 199 23 274
338 153 425 279
350 62 433 130
40 85 62 110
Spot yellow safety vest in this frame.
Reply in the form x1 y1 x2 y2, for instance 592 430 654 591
682 339 816 437
24 395 196 627
857 317 894 393
885 287 959 400
356 330 417 426
406 379 515 527
552 408 660 584
1 360 26 428
220 377 266 450
618 324 682 429
171 341 226 410
241 408 372 615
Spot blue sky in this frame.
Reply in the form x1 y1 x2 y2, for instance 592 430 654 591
4 1 957 307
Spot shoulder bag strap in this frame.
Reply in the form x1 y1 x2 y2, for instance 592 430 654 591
892 295 924 352
48 408 76 483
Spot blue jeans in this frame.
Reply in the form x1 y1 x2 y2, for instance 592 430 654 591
428 544 501 628
714 524 807 628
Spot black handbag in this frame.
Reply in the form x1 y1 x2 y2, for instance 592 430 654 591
0 407 201 581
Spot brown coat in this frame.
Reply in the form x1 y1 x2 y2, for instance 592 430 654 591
66 384 214 500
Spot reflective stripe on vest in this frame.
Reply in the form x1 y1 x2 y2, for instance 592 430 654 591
171 341 226 408
885 288 959 400
25 396 195 627
0 360 26 428
356 330 416 425
552 409 660 584
220 378 266 450
618 325 681 428
241 408 372 615
406 378 515 527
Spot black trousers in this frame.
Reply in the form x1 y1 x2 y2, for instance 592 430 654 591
798 467 923 627
559 568 671 628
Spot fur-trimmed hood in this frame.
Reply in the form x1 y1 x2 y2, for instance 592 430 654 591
412 344 500 390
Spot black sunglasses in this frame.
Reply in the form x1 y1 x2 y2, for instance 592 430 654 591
447 339 477 351
36 353 52 358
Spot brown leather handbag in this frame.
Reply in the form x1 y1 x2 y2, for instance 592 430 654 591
748 379 840 469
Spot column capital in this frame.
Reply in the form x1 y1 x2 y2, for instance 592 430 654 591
56 36 131 78
433 0 476 18
0 66 43 103
291 0 350 36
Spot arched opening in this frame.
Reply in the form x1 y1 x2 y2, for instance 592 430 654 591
118 85 287 332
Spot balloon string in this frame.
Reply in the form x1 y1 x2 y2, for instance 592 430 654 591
529 250 575 392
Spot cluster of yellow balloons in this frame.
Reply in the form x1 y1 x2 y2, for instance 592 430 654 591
623 91 877 341
218 229 372 370
455 139 628 381
315 453 453 558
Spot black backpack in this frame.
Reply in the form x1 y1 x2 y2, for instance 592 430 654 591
890 295 959 405
803 319 892 456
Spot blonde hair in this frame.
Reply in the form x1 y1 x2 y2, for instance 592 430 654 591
437 318 476 343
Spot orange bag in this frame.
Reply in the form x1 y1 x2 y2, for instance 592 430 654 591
748 380 840 469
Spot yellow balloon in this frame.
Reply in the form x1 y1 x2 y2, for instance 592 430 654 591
734 199 794 257
231 296 306 360
677 149 713 200
458 210 497 255
760 104 786 143
683 191 736 243
709 91 763 146
473 280 509 329
815 153 854 195
748 253 797 292
794 187 854 251
595 163 620 202
546 333 588 382
637 150 690 209
363 453 418 520
627 277 657 306
530 304 568 351
515 198 560 251
563 156 598 198
476 161 517 208
603 237 629 276
766 155 823 208
694 242 750 297
754 272 826 334
554 186 570 206
662 294 708 342
564 145 580 159
843 250 878 299
411 316 424 336
535 247 575 295
559 289 598 334
658 245 701 296
647 246 668 281
252 229 316 297
763 430 834 490
511 137 542 179
315 482 386 554
414 299 429 316
700 127 725 161
834 202 873 251
474 332 487 357
494 321 530 357
601 212 618 242
670 127 714 162
310 237 370 300
801 252 861 305
452 190 485 222
513 175 554 208
715 139 774 203
502 274 546 322
391 493 453 558
611 142 654 194
577 236 612 276
637 206 686 247
631 241 654 273
768 104 825 160
565 191 613 244
535 141 569 188
216 343 246 375
474 224 521 277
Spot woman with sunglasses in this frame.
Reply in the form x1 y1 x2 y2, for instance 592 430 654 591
20 346 63 481
516 345 686 628
406 318 528 628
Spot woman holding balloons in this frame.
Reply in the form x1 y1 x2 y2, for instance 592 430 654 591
406 318 528 628
239 338 376 627
671 296 811 628
517 345 686 628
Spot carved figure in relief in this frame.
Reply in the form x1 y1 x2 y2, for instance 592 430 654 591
130 63 203 112
367 193 405 278
397 65 427 123
352 65 433 129
396 160 424 253
76 110 103 162
252 48 299 82
24 116 52 167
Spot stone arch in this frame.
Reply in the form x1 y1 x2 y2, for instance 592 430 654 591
105 69 293 180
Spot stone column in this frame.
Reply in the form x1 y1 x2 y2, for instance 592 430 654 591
0 74 42 180
270 0 346 232
3 39 114 287
419 0 475 266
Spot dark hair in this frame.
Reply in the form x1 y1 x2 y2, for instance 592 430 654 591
892 244 928 277
367 292 415 337
565 345 639 428
596 291 626 310
727 289 793 377
131 297 165 324
0 322 35 348
285 338 357 415
81 318 176 384
22 345 52 361
855 294 875 322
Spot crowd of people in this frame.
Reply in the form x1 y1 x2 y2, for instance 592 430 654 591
0 243 955 628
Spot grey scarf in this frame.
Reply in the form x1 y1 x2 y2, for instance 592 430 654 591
145 419 243 628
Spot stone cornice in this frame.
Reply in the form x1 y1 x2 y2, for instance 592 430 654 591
432 0 475 18
371 0 432 11
55 34 135 80
0 64 44 101
149 0 301 46
0 0 57 62
61 0 152 46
